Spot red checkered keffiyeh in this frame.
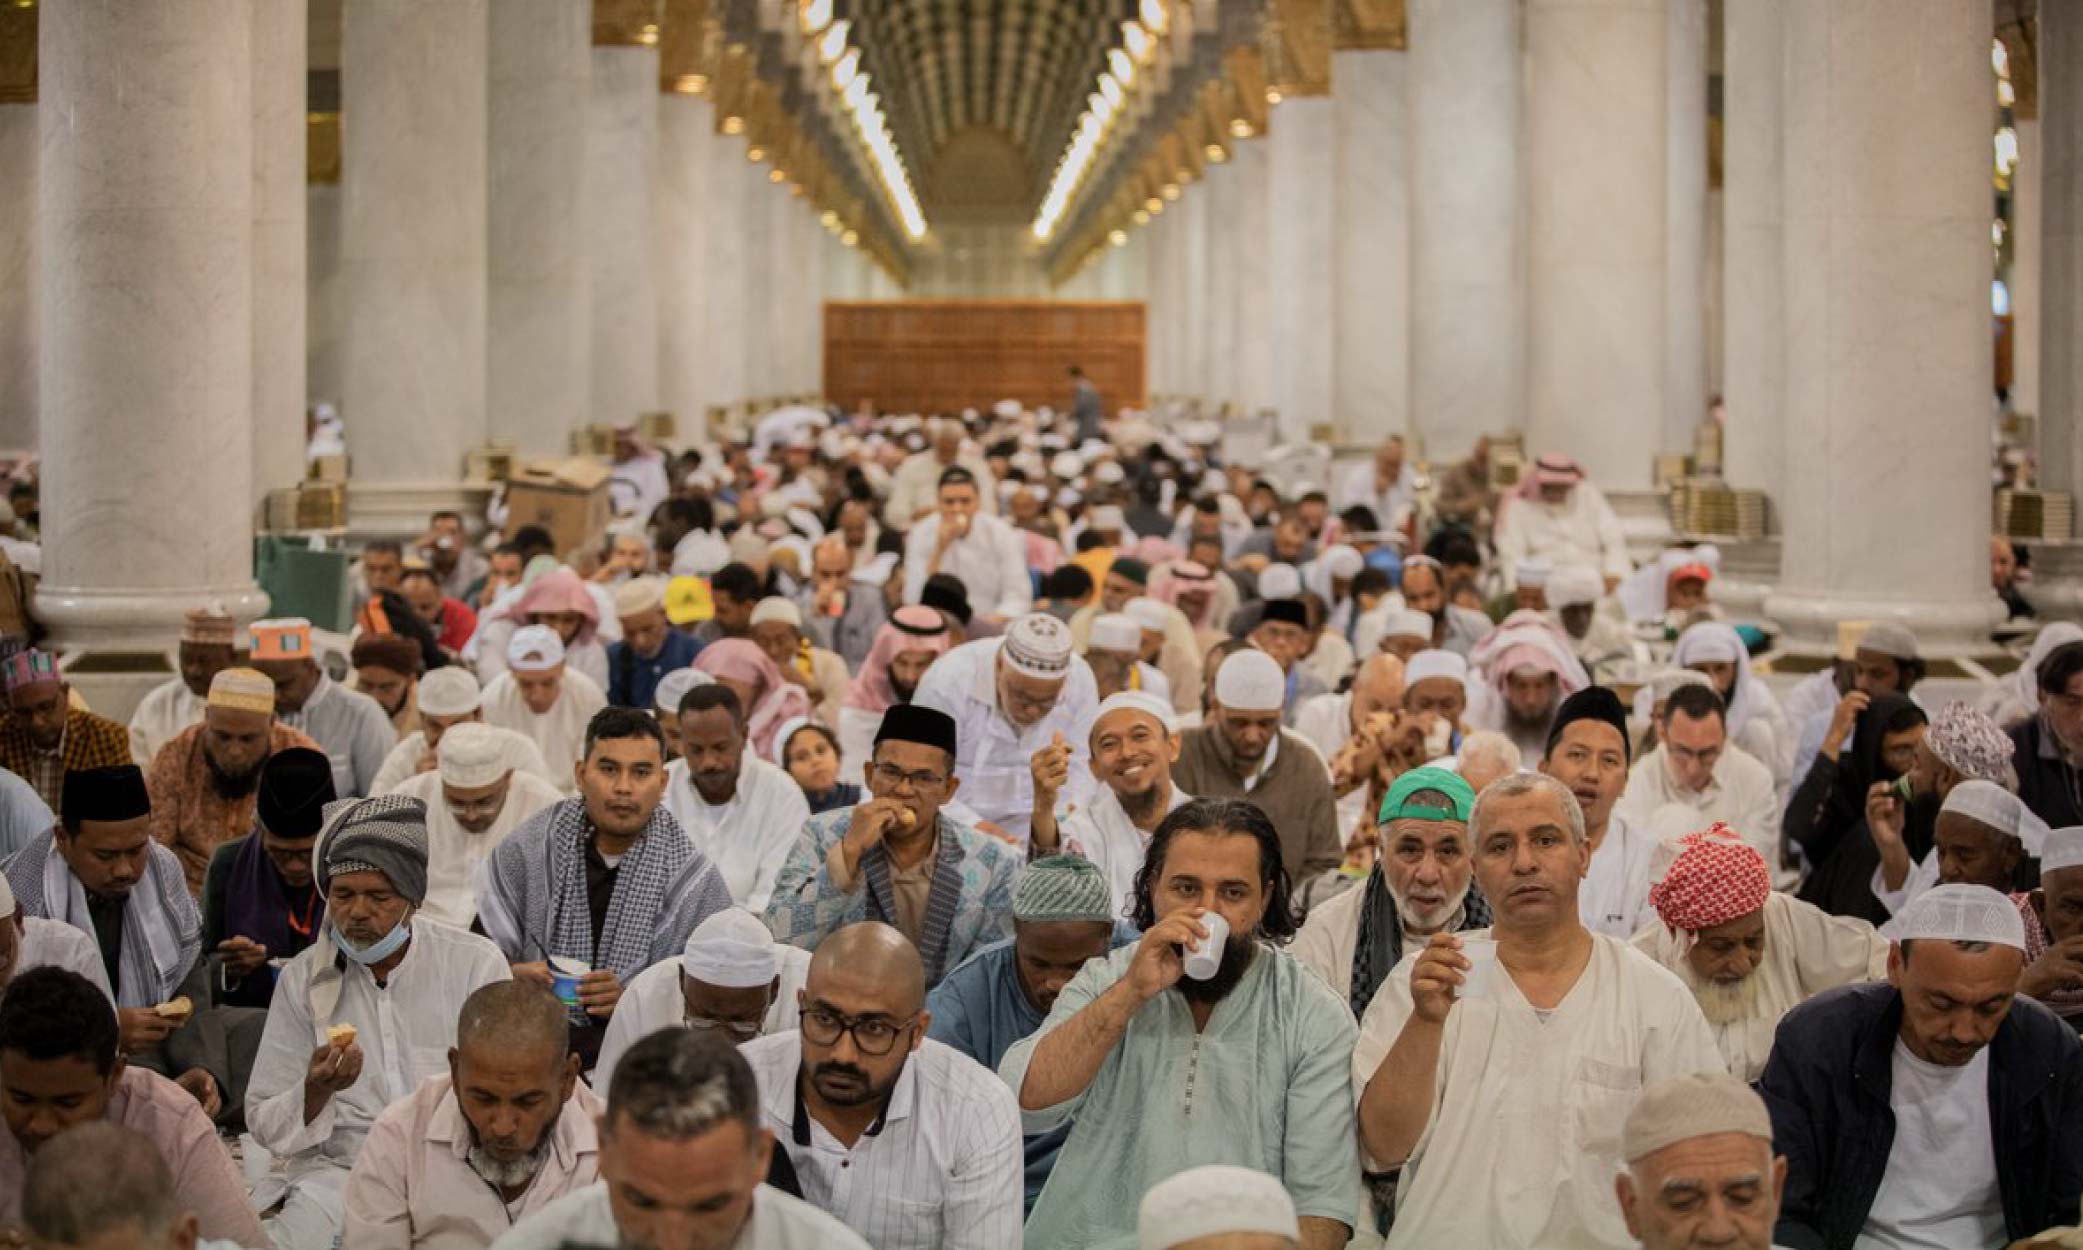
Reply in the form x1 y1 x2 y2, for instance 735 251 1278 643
1649 824 1773 933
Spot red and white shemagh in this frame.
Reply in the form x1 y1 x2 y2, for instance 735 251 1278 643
1649 824 1772 934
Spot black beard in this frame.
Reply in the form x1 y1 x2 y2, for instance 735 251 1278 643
206 750 267 800
1176 937 1255 1006
891 678 918 705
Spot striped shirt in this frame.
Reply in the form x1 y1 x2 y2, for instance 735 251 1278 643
740 1031 1024 1250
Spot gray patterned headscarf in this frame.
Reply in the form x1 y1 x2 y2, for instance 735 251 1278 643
316 794 430 905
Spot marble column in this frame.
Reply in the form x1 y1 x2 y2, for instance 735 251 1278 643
658 93 715 430
1201 165 1238 413
340 0 489 527
2044 1 2083 506
701 136 749 417
740 158 775 402
800 209 827 395
1765 0 2000 653
1720 0 1783 492
1143 213 1172 396
587 43 660 426
767 197 800 397
1525 0 1665 485
0 104 35 451
37 0 267 650
490 0 590 457
1231 139 1275 420
1409 0 1521 462
1328 54 1406 447
2012 119 2041 419
251 0 306 503
1176 190 1211 406
1663 0 1708 452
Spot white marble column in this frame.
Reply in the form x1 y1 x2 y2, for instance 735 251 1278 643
2044 2 2083 504
1409 0 1521 462
1525 0 1665 485
2012 118 2042 418
1328 54 1407 447
768 198 800 397
340 0 488 522
37 0 267 649
1720 0 1783 491
740 158 775 401
490 0 590 457
800 208 827 395
659 93 715 430
1176 190 1211 405
1663 0 1708 452
0 105 35 451
305 181 343 412
1765 0 2000 652
1144 213 1173 396
701 137 749 415
251 0 306 503
588 43 660 426
1231 139 1275 420
1201 165 1239 412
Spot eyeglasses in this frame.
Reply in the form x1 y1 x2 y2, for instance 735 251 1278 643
868 763 947 793
801 1005 914 1056
685 1014 766 1043
262 842 314 869
445 793 507 821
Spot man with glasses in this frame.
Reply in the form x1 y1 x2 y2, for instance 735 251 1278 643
593 908 810 1091
767 705 1020 989
741 921 1023 1248
1615 683 1778 864
387 722 560 931
199 747 334 1010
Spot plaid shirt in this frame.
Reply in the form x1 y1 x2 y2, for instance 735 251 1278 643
0 709 133 818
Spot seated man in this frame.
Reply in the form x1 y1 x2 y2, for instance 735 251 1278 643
17 1120 256 1250
1171 649 1343 889
1138 1165 1303 1250
1401 649 1472 753
147 667 324 894
1030 691 1191 923
766 705 1020 988
927 856 1114 1214
749 596 851 729
1632 826 1888 1080
740 922 1023 1246
604 574 701 709
488 1028 868 1250
390 723 562 931
0 968 266 1246
1541 686 1658 939
245 794 510 1249
1616 1074 1786 1250
594 907 810 1092
663 684 811 912
199 746 334 1010
128 607 238 769
370 665 554 795
349 634 424 740
1353 772 1723 1248
0 649 133 821
799 533 888 671
1003 798 1362 1249
1083 613 1169 704
2029 825 2083 1031
835 604 954 781
248 618 392 799
481 626 609 793
1760 883 2083 1247
343 981 603 1248
1615 683 1778 872
1872 777 2038 918
478 707 734 1067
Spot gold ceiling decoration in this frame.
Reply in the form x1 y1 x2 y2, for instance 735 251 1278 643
1333 0 1405 52
594 0 663 48
1263 0 1331 97
0 1 33 106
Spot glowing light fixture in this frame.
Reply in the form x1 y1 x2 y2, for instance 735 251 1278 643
1140 0 1167 37
1229 118 1252 139
1032 24 1156 240
832 48 861 90
818 21 850 64
1122 20 1152 64
1109 48 1135 86
800 0 834 35
1109 229 1128 247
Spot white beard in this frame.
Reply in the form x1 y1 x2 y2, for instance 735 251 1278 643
467 1140 549 1191
1392 881 1471 935
1677 958 1767 1026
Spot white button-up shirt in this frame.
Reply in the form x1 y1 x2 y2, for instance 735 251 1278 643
18 915 114 1003
741 1031 1025 1250
914 638 1098 845
489 1182 869 1250
662 753 812 912
901 513 1033 620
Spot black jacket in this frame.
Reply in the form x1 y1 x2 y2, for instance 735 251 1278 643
1759 981 2083 1249
2012 715 2083 833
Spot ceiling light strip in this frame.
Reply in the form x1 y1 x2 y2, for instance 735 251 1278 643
1031 1 1167 241
802 2 928 241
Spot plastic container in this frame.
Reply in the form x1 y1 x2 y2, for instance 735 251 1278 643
1182 912 1230 981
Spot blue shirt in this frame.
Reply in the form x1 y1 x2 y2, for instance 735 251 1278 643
606 629 703 709
925 940 1065 1213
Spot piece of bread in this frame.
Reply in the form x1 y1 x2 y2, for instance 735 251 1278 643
153 996 193 1022
326 1023 357 1049
895 807 917 830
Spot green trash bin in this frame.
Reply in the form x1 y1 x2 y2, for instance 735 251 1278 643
253 535 352 633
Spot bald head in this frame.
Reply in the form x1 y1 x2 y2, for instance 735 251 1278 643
807 921 926 1016
457 980 570 1064
23 1122 185 1247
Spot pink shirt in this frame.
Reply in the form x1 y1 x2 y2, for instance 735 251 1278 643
0 1067 268 1248
342 1073 603 1250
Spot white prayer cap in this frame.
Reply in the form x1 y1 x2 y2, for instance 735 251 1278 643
670 529 731 578
437 723 511 788
1137 1165 1299 1250
1880 882 2028 951
1089 613 1143 654
416 666 483 718
1622 1074 1772 1163
1002 613 1076 680
1093 690 1175 735
1094 461 1126 485
0 870 13 916
1319 545 1364 579
1214 649 1286 712
506 625 565 672
1258 563 1303 600
1859 621 1921 660
1404 649 1469 688
1940 778 2051 855
2043 827 2083 875
750 596 803 629
1514 557 1554 589
1056 487 1083 509
1124 597 1172 634
681 908 780 988
1089 504 1128 533
653 666 714 715
1050 451 1085 479
1381 608 1434 642
1547 565 1604 610
613 575 667 619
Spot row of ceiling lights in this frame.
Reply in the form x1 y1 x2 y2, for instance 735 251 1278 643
1032 0 1170 242
801 0 929 241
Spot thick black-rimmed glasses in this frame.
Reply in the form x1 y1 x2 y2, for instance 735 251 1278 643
801 1005 916 1055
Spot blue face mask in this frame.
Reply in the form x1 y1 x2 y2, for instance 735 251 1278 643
332 916 411 966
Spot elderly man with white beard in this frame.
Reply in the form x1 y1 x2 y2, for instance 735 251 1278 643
1029 691 1191 923
1631 825 1888 1080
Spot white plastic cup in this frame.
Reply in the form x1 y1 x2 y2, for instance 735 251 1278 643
1182 912 1230 981
1455 937 1499 1000
549 955 589 1006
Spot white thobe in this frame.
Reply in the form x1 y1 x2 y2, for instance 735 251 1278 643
1614 743 1785 887
370 725 559 795
390 769 564 931
1493 483 1633 587
913 638 1099 845
902 512 1033 620
245 923 509 1248
660 754 811 911
480 670 608 792
1352 933 1724 1249
591 944 810 1091
18 915 115 1003
1337 461 1418 530
1631 892 1888 1080
282 676 396 799
1058 783 1191 924
128 678 206 769
1578 816 1659 941
883 451 999 530
489 1183 869 1250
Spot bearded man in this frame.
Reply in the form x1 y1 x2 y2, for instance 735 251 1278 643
147 668 322 895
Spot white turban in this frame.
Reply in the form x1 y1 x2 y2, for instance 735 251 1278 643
1879 882 2028 951
653 666 714 715
1215 649 1286 712
1089 613 1143 654
1088 505 1128 533
1941 779 2050 856
1137 1165 1299 1250
1514 557 1554 589
682 908 781 988
437 722 512 788
505 625 565 672
1546 565 1605 611
416 666 483 718
1404 649 1469 688
1003 613 1076 680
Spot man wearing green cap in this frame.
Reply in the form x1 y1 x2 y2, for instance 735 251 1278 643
927 854 1115 1214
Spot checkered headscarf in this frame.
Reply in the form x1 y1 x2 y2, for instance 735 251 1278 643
317 795 430 906
1926 702 2017 786
1648 825 1771 934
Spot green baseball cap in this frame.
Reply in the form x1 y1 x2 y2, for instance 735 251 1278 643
1377 765 1476 825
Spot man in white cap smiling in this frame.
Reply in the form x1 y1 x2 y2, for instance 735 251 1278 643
481 625 608 793
369 664 556 795
1616 1074 1785 1250
914 612 1099 844
1031 691 1192 920
592 907 810 1092
1760 882 2083 1248
1171 649 1341 886
1138 1164 1300 1250
389 722 562 931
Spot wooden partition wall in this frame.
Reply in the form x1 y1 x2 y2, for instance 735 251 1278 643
823 300 1145 416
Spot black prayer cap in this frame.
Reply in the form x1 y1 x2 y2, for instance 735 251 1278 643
920 574 973 627
1260 598 1308 629
61 765 151 831
1544 685 1633 765
874 704 959 760
1109 557 1150 586
257 747 337 839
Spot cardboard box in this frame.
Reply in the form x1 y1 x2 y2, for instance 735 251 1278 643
504 457 613 557
295 481 347 530
637 411 677 442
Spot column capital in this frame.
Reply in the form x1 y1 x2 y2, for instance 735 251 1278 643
1265 0 1333 97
